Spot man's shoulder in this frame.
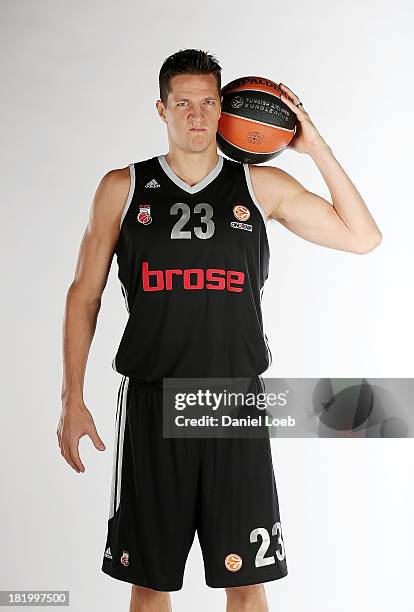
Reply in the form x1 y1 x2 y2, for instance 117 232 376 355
105 165 131 182
248 162 289 184
92 165 134 224
105 155 155 180
247 163 302 222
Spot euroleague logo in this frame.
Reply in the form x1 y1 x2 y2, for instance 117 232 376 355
137 203 152 225
225 553 243 572
231 95 244 109
233 204 250 221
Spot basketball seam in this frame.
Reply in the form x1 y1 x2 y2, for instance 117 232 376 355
220 111 294 134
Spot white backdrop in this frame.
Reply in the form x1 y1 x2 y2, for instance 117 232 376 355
1 0 413 610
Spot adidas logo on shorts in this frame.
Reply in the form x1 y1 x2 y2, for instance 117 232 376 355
104 547 112 559
145 178 160 188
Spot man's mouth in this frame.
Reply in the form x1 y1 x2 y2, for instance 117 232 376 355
190 128 206 131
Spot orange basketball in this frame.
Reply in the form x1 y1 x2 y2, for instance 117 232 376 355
217 75 297 163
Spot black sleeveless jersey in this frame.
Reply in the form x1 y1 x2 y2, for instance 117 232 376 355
111 153 272 384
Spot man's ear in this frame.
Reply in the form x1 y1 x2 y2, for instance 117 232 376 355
155 100 167 124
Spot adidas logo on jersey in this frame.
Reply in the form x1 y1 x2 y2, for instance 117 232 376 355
145 178 160 188
104 547 112 559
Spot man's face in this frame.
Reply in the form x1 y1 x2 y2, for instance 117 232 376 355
156 73 222 152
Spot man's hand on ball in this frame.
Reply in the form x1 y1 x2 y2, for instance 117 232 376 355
279 82 329 155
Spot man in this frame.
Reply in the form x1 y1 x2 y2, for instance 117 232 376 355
57 49 382 612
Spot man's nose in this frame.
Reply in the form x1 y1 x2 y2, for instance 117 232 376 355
189 106 204 120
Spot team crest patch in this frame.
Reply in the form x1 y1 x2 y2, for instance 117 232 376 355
225 553 243 572
231 221 252 232
137 203 152 225
233 204 250 221
120 550 129 566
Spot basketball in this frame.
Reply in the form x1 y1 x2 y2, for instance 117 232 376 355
217 75 297 164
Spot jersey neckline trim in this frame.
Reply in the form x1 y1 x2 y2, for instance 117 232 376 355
156 154 224 194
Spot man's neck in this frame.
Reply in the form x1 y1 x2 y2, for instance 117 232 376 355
164 150 219 186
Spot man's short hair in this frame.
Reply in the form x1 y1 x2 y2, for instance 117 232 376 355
159 48 222 106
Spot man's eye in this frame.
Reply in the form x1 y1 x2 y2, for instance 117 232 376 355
176 101 214 106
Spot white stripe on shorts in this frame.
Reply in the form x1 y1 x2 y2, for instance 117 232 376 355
109 376 129 520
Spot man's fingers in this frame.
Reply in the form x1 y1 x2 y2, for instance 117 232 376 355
57 413 105 474
279 82 299 104
69 441 85 473
61 444 81 473
87 426 106 451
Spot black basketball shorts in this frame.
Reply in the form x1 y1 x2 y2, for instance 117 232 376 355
101 376 288 591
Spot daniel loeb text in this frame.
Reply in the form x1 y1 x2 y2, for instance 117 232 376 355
175 415 296 427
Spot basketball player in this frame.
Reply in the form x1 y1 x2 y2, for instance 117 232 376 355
57 49 382 611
